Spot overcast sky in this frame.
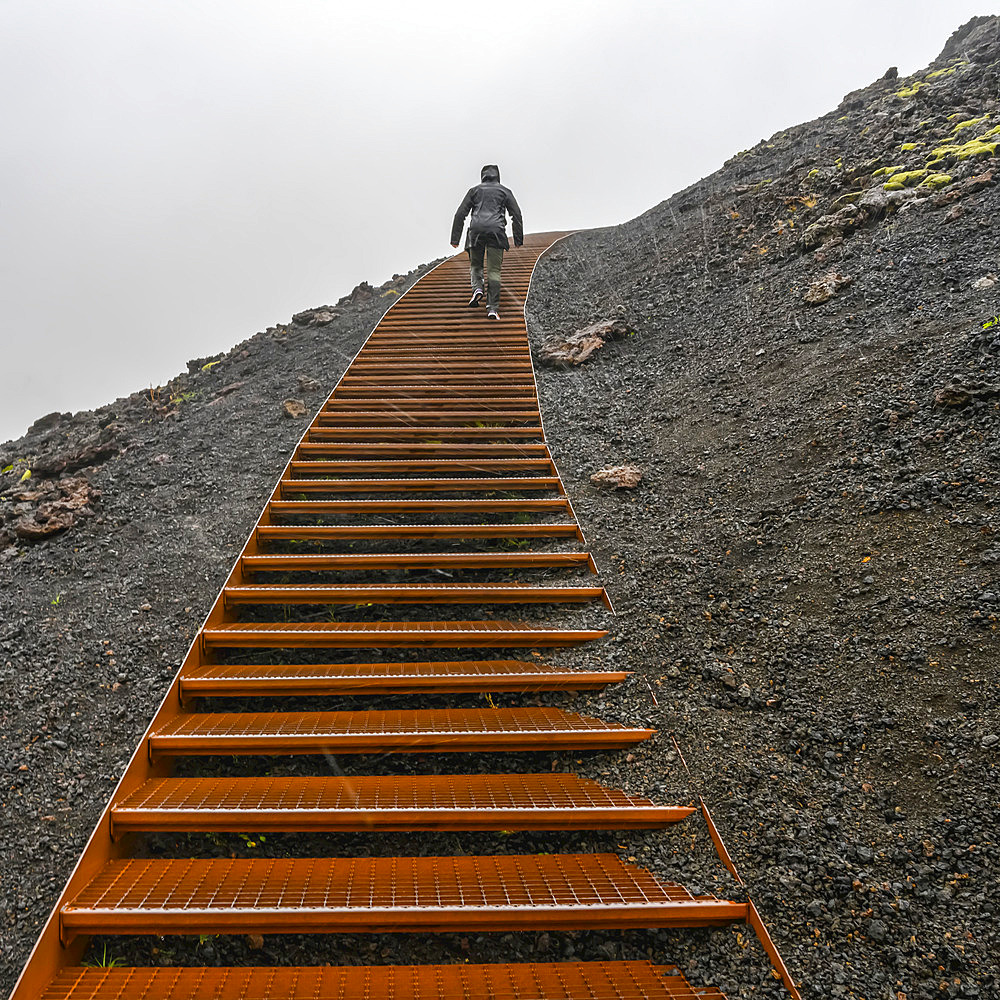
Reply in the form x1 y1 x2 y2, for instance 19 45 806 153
0 1 990 443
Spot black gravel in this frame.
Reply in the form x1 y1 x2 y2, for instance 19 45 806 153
4 17 1000 1000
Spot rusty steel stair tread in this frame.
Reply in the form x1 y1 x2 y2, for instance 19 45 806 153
268 497 571 514
222 583 606 605
328 385 537 395
255 522 583 540
304 427 545 440
241 552 592 572
200 620 606 648
41 963 728 1000
295 442 551 456
278 477 563 493
110 774 694 833
148 707 654 756
287 458 554 472
178 659 624 696
335 376 534 384
316 409 539 418
60 854 745 939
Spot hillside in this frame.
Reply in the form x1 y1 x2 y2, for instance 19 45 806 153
3 16 1000 1000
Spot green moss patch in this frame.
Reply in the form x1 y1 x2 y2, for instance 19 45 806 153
927 137 998 167
883 169 929 190
918 173 952 189
953 114 990 132
872 165 904 177
895 81 926 98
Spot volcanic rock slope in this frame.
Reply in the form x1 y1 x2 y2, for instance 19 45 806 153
3 15 1000 1000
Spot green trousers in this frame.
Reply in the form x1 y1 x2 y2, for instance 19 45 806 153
468 243 504 310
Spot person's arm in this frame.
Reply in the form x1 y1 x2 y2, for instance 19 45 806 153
506 191 524 247
451 189 474 246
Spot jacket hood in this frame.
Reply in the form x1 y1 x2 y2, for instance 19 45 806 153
481 164 500 183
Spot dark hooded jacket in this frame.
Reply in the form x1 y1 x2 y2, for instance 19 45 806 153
451 165 523 251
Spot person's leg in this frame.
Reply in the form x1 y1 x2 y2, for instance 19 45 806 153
485 245 504 311
468 243 485 293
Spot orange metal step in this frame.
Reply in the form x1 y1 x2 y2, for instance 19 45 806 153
222 583 606 606
286 458 554 473
41 962 728 1000
60 854 745 940
335 375 534 385
294 442 551 457
276 476 563 493
330 381 537 390
313 412 540 426
255 523 583 541
147 707 654 756
200 620 606 649
240 552 592 572
178 659 623 697
267 498 572 516
303 426 545 440
110 774 692 833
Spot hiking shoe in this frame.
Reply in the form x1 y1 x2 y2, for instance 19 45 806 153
487 308 500 321
469 288 484 307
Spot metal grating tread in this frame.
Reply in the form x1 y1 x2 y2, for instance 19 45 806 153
286 458 553 471
148 707 655 756
267 498 571 513
294 442 552 455
111 773 695 832
42 962 728 1000
241 552 591 572
201 620 607 649
254 523 583 540
222 584 605 605
60 854 745 938
277 477 563 493
179 659 626 696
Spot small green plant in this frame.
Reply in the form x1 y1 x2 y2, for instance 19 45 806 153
50 594 62 607
19 470 31 482
82 945 122 969
201 360 221 372
499 537 530 549
238 833 267 849
1 464 13 474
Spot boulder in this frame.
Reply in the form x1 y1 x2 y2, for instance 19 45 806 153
800 204 861 250
11 477 100 543
282 399 308 419
590 465 642 489
292 307 340 326
934 381 999 407
538 318 632 367
803 271 853 306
